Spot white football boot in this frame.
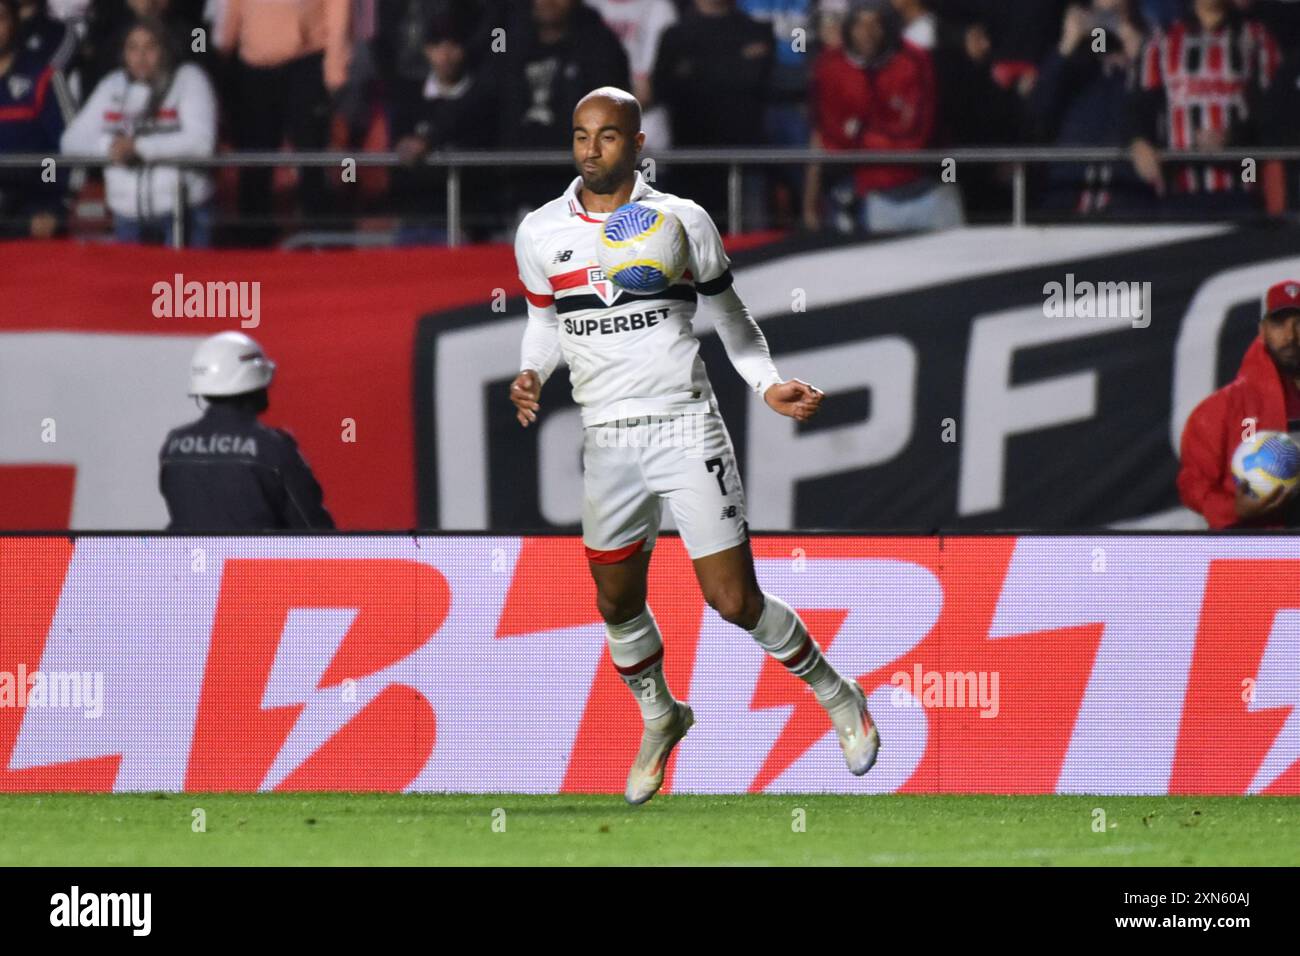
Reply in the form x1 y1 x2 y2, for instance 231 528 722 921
625 701 694 805
827 682 880 776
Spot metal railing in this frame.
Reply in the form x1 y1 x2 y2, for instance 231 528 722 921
2 146 1296 248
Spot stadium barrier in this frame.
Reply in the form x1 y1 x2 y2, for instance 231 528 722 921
5 225 1299 531
3 146 1297 246
1 532 1296 796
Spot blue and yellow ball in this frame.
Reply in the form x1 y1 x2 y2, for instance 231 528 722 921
1231 431 1300 498
597 202 689 295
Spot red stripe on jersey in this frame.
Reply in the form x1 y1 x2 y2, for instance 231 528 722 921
567 198 604 224
1167 28 1184 82
550 265 696 292
524 289 554 308
1141 37 1160 89
1208 101 1224 135
586 538 646 564
551 266 593 291
1172 104 1187 150
0 67 52 121
32 66 51 113
1207 34 1224 76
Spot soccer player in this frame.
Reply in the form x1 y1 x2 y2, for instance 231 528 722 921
509 86 879 805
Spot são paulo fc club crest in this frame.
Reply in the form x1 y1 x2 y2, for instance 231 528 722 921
587 266 622 307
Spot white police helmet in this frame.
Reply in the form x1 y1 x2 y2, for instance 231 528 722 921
188 332 277 397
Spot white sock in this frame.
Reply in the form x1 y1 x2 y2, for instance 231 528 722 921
605 605 676 721
746 592 851 706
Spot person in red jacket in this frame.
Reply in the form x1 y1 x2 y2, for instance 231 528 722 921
803 9 872 233
1179 280 1300 528
805 0 962 235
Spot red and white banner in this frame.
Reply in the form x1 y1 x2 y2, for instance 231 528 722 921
10 226 1292 532
1 533 1296 795
0 234 778 530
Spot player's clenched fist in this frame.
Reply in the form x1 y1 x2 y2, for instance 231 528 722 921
763 378 824 422
510 369 542 427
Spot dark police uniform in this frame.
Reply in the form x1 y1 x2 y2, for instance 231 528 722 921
159 403 334 530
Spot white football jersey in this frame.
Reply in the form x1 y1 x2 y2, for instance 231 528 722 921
515 170 780 427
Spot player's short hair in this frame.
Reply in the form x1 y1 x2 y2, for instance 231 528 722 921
574 86 642 137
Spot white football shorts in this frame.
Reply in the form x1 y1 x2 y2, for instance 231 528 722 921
582 408 749 563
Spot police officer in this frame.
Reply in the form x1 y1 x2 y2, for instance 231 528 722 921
160 331 334 530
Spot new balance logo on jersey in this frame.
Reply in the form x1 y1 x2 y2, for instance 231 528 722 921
720 505 738 520
552 249 574 263
563 307 670 337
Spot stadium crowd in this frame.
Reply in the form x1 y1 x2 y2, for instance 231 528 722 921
0 0 1298 245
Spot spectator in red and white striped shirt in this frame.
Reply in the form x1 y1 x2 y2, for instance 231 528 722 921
1128 0 1281 214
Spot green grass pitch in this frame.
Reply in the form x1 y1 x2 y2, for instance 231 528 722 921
2 794 1297 866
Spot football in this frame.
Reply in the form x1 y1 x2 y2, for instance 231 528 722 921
1231 430 1300 498
597 202 689 294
